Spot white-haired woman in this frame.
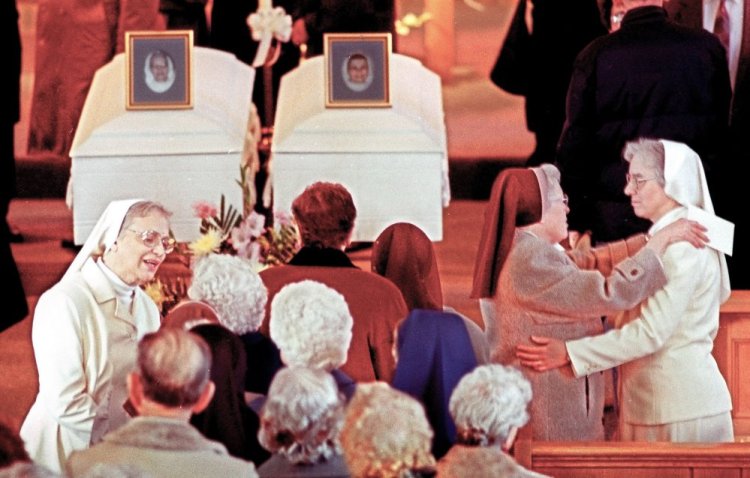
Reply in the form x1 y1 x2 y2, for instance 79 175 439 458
164 253 282 395
340 382 436 478
471 163 707 441
437 364 548 478
257 366 348 477
519 139 734 442
270 280 356 400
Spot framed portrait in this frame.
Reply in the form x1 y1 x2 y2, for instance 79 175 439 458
324 33 392 108
125 30 194 110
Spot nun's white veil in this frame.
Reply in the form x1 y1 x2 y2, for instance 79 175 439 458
660 140 731 302
63 199 143 281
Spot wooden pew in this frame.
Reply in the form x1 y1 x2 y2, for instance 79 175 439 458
505 292 750 477
715 290 750 436
513 440 750 478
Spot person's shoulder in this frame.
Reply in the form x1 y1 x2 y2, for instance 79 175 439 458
347 268 408 300
661 239 708 273
37 271 95 309
209 454 259 477
258 264 299 290
511 232 564 264
664 19 726 50
65 441 121 477
259 263 290 279
264 264 397 291
1 462 60 478
573 24 625 63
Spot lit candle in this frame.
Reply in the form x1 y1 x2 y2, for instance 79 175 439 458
258 0 272 10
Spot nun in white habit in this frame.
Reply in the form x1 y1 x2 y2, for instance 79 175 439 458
20 199 174 473
518 138 735 443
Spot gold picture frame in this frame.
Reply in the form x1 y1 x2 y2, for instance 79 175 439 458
324 32 392 108
125 30 194 110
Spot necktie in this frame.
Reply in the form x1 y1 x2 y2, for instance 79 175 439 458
714 0 731 53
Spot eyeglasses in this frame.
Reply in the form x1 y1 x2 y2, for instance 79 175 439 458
127 229 176 253
625 174 658 192
553 194 569 207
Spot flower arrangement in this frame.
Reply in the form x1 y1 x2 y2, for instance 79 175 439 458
189 196 300 268
143 192 300 315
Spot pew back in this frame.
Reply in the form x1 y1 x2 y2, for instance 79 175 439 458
514 440 750 478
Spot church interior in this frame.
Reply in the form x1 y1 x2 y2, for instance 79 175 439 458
4 0 750 475
5 0 530 434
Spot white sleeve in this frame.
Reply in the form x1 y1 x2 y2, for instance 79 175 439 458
32 289 98 441
567 243 697 377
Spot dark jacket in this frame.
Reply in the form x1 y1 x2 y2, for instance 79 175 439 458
190 324 270 466
556 6 731 242
293 0 394 56
524 0 607 165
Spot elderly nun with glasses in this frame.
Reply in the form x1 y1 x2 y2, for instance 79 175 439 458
472 163 707 442
518 139 735 443
20 199 175 473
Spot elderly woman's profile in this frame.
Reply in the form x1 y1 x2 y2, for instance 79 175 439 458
144 49 175 93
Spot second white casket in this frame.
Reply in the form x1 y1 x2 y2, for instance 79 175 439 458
271 53 448 241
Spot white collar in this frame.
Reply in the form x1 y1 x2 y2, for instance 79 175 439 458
96 258 137 300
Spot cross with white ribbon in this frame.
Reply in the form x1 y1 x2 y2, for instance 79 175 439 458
247 1 292 68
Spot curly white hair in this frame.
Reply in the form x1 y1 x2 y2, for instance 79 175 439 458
187 254 268 335
258 366 345 464
449 364 532 446
269 280 353 370
340 382 435 477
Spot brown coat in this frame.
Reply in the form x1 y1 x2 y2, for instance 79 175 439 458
260 264 407 383
484 231 666 441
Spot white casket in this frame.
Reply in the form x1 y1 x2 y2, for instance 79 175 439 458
271 53 448 241
69 47 253 244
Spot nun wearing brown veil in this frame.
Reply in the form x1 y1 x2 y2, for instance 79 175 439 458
470 164 705 441
372 222 488 363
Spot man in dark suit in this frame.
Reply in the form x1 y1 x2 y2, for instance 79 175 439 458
289 0 395 57
666 0 750 288
1 0 29 333
502 0 608 166
556 0 731 244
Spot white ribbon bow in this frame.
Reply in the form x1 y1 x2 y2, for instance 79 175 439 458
247 6 292 67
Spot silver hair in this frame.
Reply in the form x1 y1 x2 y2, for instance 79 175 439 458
623 138 666 186
118 200 172 239
449 364 532 446
188 254 268 334
137 327 211 407
258 366 345 464
269 280 353 370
